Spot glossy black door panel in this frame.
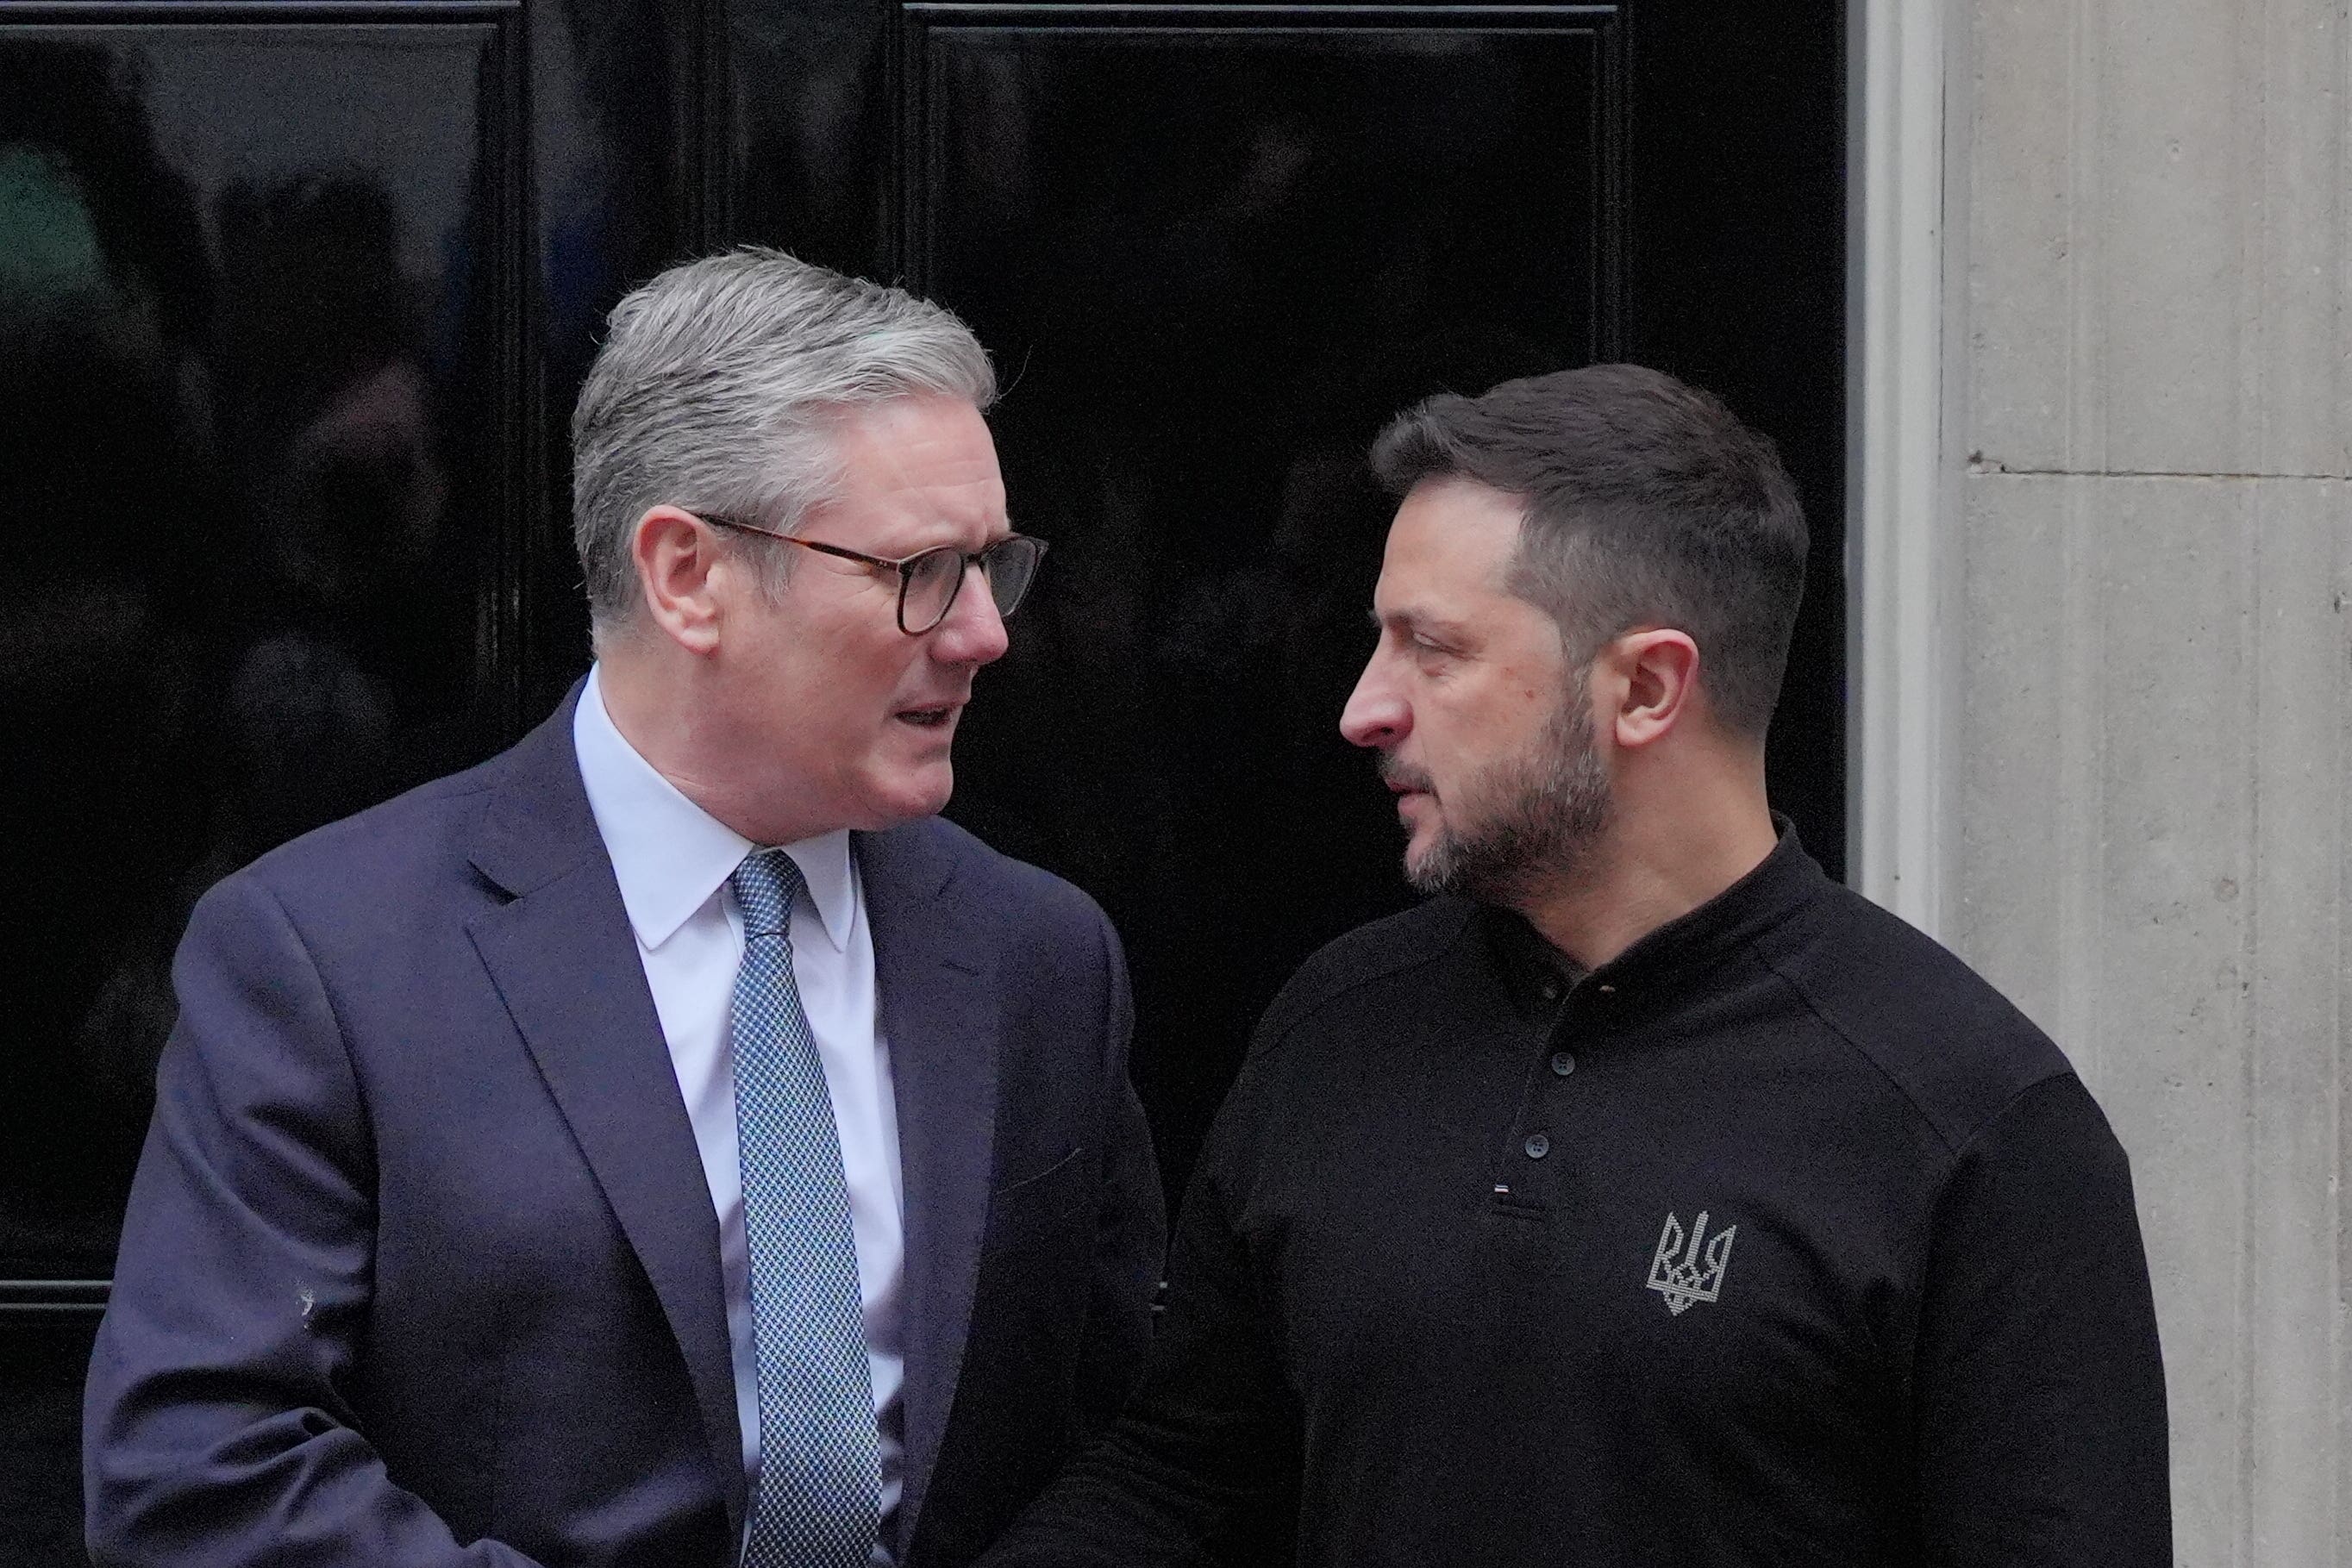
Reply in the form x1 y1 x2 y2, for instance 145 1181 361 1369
0 13 528 1278
1 0 1844 1554
0 8 720 1551
526 0 713 709
903 12 1622 359
901 6 1630 1189
0 1308 102 1568
1621 0 1848 887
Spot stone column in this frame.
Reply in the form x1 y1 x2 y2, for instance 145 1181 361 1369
1942 0 2350 1559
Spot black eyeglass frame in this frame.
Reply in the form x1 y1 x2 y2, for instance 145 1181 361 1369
691 510 1048 635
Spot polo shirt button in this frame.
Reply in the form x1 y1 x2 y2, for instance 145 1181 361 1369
1523 1133 1551 1159
1549 1052 1576 1077
1596 983 1617 996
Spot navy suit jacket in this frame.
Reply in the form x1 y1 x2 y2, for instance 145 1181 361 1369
84 689 1165 1567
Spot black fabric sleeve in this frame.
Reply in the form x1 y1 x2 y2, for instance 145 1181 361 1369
977 1108 1297 1568
1912 1071 2172 1567
81 874 547 1568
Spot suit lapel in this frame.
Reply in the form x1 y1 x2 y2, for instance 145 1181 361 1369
463 690 747 1546
859 822 998 1556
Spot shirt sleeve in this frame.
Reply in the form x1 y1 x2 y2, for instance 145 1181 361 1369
82 871 548 1568
978 1092 1299 1568
1911 1071 2172 1567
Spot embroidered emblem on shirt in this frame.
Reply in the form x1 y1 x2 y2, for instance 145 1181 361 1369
1646 1209 1736 1315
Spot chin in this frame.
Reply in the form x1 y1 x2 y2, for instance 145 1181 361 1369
1400 821 1467 896
860 764 955 828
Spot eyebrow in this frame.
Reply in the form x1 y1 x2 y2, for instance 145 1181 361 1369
1370 606 1473 641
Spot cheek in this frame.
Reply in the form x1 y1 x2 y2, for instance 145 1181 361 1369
1422 699 1520 803
1459 682 1542 751
1416 696 1475 766
845 653 937 750
735 634 868 754
799 627 910 708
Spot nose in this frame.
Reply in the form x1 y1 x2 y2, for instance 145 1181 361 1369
929 564 1010 666
1339 652 1408 749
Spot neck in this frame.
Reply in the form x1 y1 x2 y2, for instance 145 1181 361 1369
597 647 823 846
1516 753 1779 971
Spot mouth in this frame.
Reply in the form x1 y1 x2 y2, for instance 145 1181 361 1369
1379 759 1435 800
894 702 961 730
1378 760 1436 832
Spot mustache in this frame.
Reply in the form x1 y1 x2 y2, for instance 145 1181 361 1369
1377 755 1435 795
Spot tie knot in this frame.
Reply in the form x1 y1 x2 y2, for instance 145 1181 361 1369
731 848 807 939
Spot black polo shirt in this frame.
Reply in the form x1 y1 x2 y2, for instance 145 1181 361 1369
983 829 2171 1568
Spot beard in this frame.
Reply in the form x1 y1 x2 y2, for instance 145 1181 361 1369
1383 690 1612 907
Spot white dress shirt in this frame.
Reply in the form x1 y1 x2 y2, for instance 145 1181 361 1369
572 665 906 1563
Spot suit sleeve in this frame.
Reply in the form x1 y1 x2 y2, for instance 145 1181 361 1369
980 1049 1298 1568
1912 1072 2173 1567
83 872 546 1567
1068 906 1167 1438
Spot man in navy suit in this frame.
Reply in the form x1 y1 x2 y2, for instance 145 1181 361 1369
84 248 1165 1567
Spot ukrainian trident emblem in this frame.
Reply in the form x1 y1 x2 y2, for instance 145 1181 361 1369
1645 1209 1737 1315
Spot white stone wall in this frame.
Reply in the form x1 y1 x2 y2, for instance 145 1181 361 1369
1942 0 2350 1558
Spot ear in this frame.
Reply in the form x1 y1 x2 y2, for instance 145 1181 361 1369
632 505 728 654
1604 628 1700 752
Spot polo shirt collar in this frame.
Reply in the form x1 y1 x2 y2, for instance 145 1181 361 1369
1587 815 1823 990
1478 815 1826 1012
1484 906 1588 1021
572 664 854 953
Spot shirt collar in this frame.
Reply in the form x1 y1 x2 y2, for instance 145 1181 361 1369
1481 908 1589 1022
572 664 854 953
1575 815 1824 996
1473 815 1825 1014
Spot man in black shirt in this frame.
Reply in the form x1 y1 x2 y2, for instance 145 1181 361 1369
981 365 2171 1566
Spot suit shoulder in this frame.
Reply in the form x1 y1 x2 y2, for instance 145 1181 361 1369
904 815 1110 928
1254 898 1475 1054
230 757 503 915
1758 882 2078 1153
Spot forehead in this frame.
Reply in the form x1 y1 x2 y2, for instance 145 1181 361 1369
816 394 1007 541
1376 478 1527 609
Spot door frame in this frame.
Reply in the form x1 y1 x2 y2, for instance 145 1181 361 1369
1848 0 1955 935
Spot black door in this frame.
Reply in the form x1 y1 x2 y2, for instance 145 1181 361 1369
0 3 1842 1558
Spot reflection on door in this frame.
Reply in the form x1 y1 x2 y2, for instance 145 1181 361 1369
0 1 1844 1559
914 9 1625 1195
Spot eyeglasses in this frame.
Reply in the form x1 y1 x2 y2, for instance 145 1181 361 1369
692 511 1048 636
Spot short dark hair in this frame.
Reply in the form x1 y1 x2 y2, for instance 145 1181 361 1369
1370 364 1807 738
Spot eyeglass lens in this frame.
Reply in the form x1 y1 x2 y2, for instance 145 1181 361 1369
904 537 1043 631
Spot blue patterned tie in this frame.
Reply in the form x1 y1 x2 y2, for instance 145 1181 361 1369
729 848 881 1568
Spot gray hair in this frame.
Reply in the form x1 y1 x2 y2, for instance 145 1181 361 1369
570 247 996 643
